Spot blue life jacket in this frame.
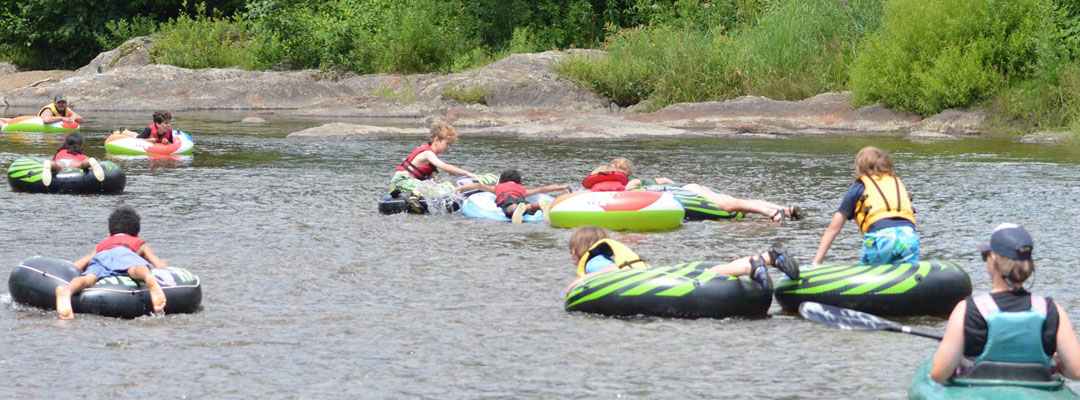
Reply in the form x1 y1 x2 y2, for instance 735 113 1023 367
972 293 1052 367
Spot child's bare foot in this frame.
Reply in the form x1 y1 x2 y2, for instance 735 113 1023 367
149 284 167 313
55 286 74 319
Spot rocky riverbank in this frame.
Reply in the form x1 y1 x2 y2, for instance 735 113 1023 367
1 38 1058 142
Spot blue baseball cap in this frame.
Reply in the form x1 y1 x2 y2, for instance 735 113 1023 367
977 223 1034 260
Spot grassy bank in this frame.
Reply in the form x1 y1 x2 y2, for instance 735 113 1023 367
556 0 1080 138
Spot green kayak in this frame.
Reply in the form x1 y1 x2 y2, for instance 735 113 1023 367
909 360 1079 399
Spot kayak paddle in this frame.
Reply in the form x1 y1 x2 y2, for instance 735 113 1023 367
798 301 943 341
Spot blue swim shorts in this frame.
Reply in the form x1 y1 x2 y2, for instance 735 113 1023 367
860 226 920 266
84 247 151 278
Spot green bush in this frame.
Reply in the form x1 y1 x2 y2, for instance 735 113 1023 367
850 0 1062 115
94 16 158 51
152 10 262 70
556 0 882 110
441 84 491 104
985 61 1080 134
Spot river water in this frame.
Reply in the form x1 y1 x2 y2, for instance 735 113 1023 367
2 111 1079 398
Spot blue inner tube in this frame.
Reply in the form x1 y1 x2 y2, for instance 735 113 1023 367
642 185 744 221
774 260 972 316
461 191 552 222
7 157 125 194
8 256 202 319
565 261 772 319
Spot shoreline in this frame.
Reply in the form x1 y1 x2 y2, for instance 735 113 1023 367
0 51 1067 143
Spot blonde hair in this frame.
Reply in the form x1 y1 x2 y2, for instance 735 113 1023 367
591 165 613 174
610 157 633 175
569 226 610 261
854 146 895 177
429 124 457 143
993 253 1036 287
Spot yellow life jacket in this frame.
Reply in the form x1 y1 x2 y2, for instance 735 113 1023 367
38 103 72 118
576 238 650 277
854 174 916 233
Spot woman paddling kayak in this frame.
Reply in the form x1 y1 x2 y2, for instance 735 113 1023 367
929 223 1080 382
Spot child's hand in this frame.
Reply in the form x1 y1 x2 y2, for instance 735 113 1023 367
562 184 573 192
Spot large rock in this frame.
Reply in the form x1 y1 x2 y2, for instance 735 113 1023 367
6 48 606 114
625 92 923 134
911 109 985 136
470 114 696 140
75 36 155 76
417 50 608 111
4 65 365 110
0 62 16 76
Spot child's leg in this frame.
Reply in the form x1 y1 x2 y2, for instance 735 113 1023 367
706 255 756 277
127 265 166 313
55 274 100 319
682 184 794 221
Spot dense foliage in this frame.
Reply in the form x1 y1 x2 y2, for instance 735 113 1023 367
556 0 881 110
849 0 1063 115
0 0 244 69
3 0 1080 135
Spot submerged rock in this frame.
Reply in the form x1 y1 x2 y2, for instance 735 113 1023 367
907 130 959 141
1015 131 1071 144
288 122 427 138
625 92 922 134
240 117 268 125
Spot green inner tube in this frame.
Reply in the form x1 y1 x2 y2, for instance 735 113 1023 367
565 261 772 319
774 260 973 316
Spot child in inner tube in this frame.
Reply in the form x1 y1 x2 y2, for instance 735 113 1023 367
609 157 802 222
117 110 177 144
929 224 1080 382
564 226 801 293
55 206 168 319
390 124 482 213
454 169 571 223
41 132 105 187
812 146 919 266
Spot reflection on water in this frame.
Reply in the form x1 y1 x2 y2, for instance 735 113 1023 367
1 111 1079 398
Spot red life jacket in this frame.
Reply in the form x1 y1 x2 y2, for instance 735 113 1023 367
495 182 527 205
147 124 175 144
95 233 145 253
53 149 87 163
395 143 439 180
582 171 628 192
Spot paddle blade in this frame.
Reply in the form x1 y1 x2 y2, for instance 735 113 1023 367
798 301 901 332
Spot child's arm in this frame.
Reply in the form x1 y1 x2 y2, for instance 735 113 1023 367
419 152 478 178
625 179 642 190
455 183 494 194
72 252 96 271
564 265 619 294
137 244 169 268
525 184 572 196
812 212 847 265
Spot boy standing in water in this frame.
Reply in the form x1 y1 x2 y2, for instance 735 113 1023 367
390 124 481 212
55 206 168 319
812 146 919 266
